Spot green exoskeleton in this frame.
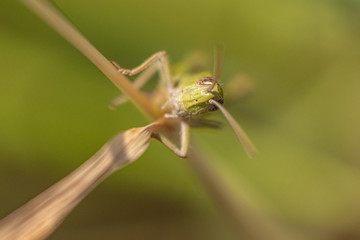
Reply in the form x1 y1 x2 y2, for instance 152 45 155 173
110 49 257 158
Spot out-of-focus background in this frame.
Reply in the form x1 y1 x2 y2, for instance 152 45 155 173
1 0 360 239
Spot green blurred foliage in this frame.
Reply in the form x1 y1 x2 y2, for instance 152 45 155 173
1 0 360 239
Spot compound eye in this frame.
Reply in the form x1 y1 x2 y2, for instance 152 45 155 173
208 104 218 111
218 98 224 104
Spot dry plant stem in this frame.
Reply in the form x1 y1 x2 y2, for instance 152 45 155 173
21 0 161 120
0 122 161 240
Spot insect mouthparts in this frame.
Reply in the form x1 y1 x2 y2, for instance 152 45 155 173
208 104 218 111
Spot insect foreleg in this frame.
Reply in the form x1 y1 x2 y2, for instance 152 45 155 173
179 120 190 156
111 51 173 88
196 77 217 94
152 120 190 158
110 52 161 75
109 62 159 109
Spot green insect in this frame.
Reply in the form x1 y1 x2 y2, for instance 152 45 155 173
110 49 257 158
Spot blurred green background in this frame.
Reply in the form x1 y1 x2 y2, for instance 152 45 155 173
1 0 360 239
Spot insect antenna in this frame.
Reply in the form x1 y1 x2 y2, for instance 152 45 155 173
213 44 224 83
209 99 258 158
204 45 225 93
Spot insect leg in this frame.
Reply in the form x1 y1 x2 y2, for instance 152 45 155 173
111 51 173 89
152 120 190 158
109 62 159 109
179 120 190 156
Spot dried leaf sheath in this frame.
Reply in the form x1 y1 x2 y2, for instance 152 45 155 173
0 123 158 240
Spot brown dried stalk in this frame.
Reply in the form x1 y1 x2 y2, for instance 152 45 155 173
0 121 161 240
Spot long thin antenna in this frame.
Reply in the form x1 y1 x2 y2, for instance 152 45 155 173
213 45 224 82
209 99 257 158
